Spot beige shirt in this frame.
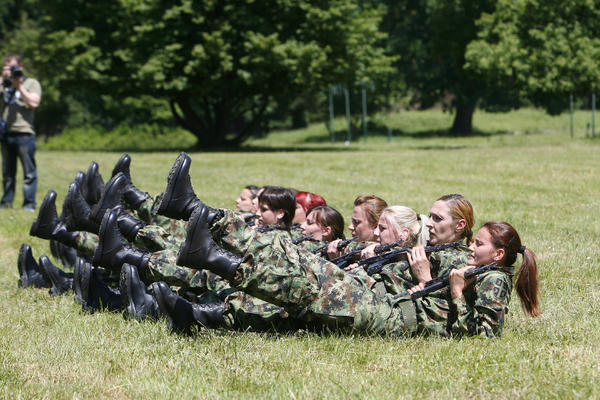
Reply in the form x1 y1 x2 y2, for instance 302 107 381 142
2 77 42 135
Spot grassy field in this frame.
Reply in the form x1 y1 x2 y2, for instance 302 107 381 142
1 108 599 398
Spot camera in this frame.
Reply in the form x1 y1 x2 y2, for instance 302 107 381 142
9 65 23 79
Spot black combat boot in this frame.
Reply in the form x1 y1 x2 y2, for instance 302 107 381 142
17 244 50 288
30 190 60 240
92 209 151 272
80 261 122 313
119 263 160 320
155 152 200 220
73 170 86 189
62 181 100 234
111 153 149 210
73 257 85 305
55 241 80 269
114 205 145 242
39 255 74 295
89 172 127 224
50 221 80 249
176 205 241 282
81 161 105 206
152 281 225 333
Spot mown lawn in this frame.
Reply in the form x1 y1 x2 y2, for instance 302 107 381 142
1 109 599 399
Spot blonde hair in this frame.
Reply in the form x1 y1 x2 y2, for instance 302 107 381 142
380 206 429 247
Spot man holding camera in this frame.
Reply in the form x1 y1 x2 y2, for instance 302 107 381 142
1 54 41 211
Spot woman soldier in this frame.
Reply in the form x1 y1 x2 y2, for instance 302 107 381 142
170 205 540 338
326 195 388 259
296 205 346 253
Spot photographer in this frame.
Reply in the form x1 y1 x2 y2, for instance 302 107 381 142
1 54 41 211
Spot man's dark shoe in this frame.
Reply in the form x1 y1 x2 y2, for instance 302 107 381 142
74 170 85 189
39 255 74 295
81 161 104 206
73 257 85 305
176 206 241 282
29 190 60 240
51 221 80 248
120 263 160 320
17 244 50 288
62 181 100 234
114 205 145 242
89 172 127 224
152 281 225 333
111 153 149 209
92 209 151 272
80 261 122 313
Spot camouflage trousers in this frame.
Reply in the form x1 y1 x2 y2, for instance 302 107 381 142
74 231 99 257
136 195 188 239
231 230 454 337
145 243 295 332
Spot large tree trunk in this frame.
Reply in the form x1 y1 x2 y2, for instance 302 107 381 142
450 99 476 135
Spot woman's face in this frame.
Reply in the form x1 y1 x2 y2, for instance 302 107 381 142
301 211 327 241
236 189 255 212
256 201 283 227
349 205 376 242
426 200 464 245
468 227 501 266
292 202 307 224
374 216 405 245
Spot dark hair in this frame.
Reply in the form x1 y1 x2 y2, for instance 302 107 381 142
437 194 475 244
354 195 388 228
296 191 327 213
4 54 22 65
308 205 345 241
245 185 260 199
482 221 541 317
258 186 296 230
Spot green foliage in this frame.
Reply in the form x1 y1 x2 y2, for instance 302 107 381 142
35 0 394 146
466 0 600 114
40 123 197 151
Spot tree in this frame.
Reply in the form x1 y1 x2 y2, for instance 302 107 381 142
465 0 600 114
37 0 393 147
380 0 503 134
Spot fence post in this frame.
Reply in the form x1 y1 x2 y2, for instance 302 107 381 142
592 92 596 138
570 94 574 139
344 86 351 144
362 85 367 143
329 87 335 143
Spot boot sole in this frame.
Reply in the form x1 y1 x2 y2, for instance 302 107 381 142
120 264 138 320
73 259 84 305
17 244 31 287
156 153 190 217
29 190 58 239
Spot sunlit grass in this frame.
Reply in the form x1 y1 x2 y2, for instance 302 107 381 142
1 108 599 398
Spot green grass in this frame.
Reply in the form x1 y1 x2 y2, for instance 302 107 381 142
1 108 599 398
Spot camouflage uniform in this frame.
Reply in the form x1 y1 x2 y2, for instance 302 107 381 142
374 243 470 295
74 231 99 257
230 236 514 338
136 195 188 238
141 210 299 332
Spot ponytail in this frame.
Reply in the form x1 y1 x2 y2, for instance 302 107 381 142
515 248 541 317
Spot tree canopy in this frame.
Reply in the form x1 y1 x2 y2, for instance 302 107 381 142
465 0 600 114
35 0 393 146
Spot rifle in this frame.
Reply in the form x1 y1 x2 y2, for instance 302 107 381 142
256 225 285 233
244 213 257 226
330 238 407 269
360 240 464 275
399 262 502 300
312 237 357 257
292 235 318 245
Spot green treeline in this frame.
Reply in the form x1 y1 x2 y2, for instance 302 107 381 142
2 0 600 147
